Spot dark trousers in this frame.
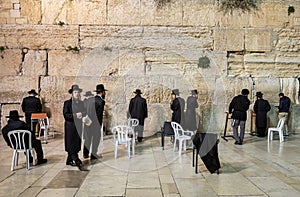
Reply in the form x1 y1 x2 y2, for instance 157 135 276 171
27 137 44 161
25 113 38 135
83 130 100 157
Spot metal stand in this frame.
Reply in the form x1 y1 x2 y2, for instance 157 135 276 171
222 112 234 142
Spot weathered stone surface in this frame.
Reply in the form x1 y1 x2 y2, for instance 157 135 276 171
0 49 22 76
0 76 38 103
182 1 216 27
141 0 182 26
214 28 244 51
245 28 272 52
22 50 47 76
275 27 300 52
20 0 41 24
108 0 141 25
0 25 78 49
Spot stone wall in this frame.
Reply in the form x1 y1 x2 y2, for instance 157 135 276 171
0 0 300 136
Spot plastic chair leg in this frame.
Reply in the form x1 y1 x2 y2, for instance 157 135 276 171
114 142 118 159
127 141 131 158
132 140 135 156
11 150 17 171
26 150 30 170
178 140 183 156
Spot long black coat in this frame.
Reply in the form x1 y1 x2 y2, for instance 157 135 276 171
185 96 198 130
254 99 271 128
171 98 181 123
63 98 86 153
85 95 105 134
129 95 148 125
229 95 250 121
21 96 42 124
2 119 30 148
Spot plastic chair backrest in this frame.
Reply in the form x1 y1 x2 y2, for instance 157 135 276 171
277 117 286 130
38 118 46 128
171 122 184 137
128 118 139 128
7 130 32 151
113 125 132 144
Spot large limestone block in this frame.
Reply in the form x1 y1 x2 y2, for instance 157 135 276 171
20 0 41 24
0 25 78 49
217 10 250 28
41 0 106 25
22 50 47 76
182 0 216 27
107 0 141 25
0 49 22 76
214 28 244 51
245 28 272 52
48 50 86 76
0 76 38 103
250 3 288 27
141 0 182 26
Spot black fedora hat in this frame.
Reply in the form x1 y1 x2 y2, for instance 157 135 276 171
27 89 38 95
256 91 263 97
171 89 180 96
83 91 93 97
6 110 23 119
94 84 108 93
134 89 142 94
191 89 198 95
68 84 83 94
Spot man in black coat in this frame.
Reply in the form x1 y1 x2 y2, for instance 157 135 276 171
170 89 182 124
253 92 271 137
129 89 148 142
83 84 106 160
185 89 199 131
229 89 250 145
21 89 42 134
2 110 47 165
63 84 86 169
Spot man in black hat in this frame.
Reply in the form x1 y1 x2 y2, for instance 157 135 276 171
185 89 199 131
229 88 251 145
129 89 148 142
63 84 86 169
170 89 185 125
2 110 47 165
253 92 271 137
21 89 42 134
83 84 107 160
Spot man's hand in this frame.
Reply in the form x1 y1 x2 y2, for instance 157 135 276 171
76 112 83 119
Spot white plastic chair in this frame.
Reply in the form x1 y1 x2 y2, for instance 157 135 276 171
127 118 139 140
112 125 135 159
7 130 36 171
38 117 49 143
171 122 194 156
268 117 286 143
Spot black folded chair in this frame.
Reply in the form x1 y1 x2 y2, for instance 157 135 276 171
161 121 174 150
192 132 221 174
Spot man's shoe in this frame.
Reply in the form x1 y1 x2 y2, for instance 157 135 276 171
36 159 47 165
90 154 102 160
66 161 77 166
83 155 89 159
234 141 242 145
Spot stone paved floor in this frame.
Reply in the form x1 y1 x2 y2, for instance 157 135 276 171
0 132 300 197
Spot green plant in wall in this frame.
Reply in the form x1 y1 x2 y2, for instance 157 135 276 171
57 21 65 26
0 46 5 52
66 46 80 53
217 0 261 14
154 0 171 8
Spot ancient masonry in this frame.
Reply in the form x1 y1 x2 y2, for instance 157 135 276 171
0 0 300 136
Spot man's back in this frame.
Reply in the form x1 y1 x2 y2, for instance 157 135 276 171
2 119 29 147
22 96 42 113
